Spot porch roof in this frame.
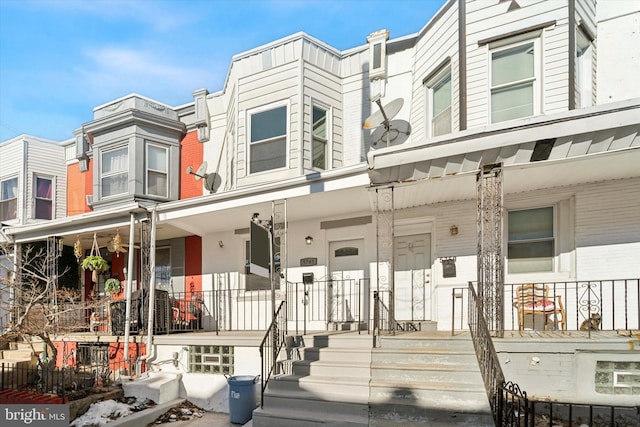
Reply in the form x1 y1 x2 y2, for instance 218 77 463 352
367 99 640 208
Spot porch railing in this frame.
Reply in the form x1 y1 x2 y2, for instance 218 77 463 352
0 358 128 402
467 282 505 422
453 279 640 333
259 300 287 407
466 281 639 426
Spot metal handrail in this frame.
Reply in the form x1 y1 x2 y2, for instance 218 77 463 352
258 300 287 407
467 282 505 424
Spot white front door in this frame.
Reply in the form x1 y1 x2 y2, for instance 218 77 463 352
329 239 365 323
394 234 431 321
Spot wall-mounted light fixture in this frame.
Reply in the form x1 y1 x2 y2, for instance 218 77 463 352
305 236 313 245
450 225 459 236
218 240 224 248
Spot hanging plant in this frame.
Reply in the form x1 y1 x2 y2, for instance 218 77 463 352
81 255 109 272
104 278 122 296
82 233 107 283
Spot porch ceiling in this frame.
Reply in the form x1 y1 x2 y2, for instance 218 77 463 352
386 147 640 210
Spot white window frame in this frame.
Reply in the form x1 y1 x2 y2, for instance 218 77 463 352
576 29 593 108
488 33 542 124
246 100 289 175
33 174 54 220
146 143 168 198
311 102 331 170
100 145 129 199
0 175 18 222
507 205 556 275
425 67 452 137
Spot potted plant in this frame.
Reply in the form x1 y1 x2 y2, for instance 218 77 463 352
81 255 108 283
104 278 122 296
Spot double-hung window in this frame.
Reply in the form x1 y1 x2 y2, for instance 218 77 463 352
428 70 452 137
249 104 287 174
312 105 328 170
490 38 539 123
34 176 53 220
101 146 128 198
0 177 18 221
508 207 554 273
146 144 168 197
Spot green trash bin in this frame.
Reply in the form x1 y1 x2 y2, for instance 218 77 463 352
226 374 259 424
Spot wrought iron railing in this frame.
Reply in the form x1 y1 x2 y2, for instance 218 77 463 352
452 279 640 333
465 281 640 426
0 358 128 401
259 300 287 407
467 282 505 422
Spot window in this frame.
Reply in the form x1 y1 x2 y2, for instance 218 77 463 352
0 177 18 221
249 104 287 174
34 176 53 220
576 30 593 108
312 106 328 170
147 144 168 197
428 70 452 137
101 146 128 197
155 247 171 290
490 39 539 123
508 207 554 273
188 345 233 374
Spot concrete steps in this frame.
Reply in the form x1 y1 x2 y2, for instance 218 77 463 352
370 333 493 426
253 332 372 427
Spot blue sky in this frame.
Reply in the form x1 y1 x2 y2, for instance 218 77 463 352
0 0 445 142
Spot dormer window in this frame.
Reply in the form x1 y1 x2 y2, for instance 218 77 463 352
101 146 128 198
248 102 288 174
490 36 541 123
146 144 168 198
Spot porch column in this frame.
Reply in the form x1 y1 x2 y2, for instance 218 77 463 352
476 164 504 336
374 187 395 333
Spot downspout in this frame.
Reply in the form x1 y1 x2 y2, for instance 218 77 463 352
142 207 158 369
123 212 135 374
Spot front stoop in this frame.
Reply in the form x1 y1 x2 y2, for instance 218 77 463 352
252 332 372 427
369 333 494 426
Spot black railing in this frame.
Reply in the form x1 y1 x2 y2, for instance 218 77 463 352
467 282 505 422
259 300 287 407
373 290 403 347
0 359 127 401
452 279 640 333
496 381 640 426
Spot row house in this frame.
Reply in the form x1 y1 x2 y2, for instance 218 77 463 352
1 0 639 422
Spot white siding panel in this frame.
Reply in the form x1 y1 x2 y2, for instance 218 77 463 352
575 178 640 280
0 139 25 223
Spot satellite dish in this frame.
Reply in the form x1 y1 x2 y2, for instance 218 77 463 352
204 173 222 194
186 161 208 180
371 119 411 148
363 98 404 130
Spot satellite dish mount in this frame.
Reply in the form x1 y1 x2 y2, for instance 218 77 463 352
186 161 220 193
363 98 410 148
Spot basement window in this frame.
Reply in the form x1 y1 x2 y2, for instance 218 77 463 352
189 345 233 374
595 361 640 395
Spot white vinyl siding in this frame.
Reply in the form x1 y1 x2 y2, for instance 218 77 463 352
101 146 128 198
146 144 168 197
